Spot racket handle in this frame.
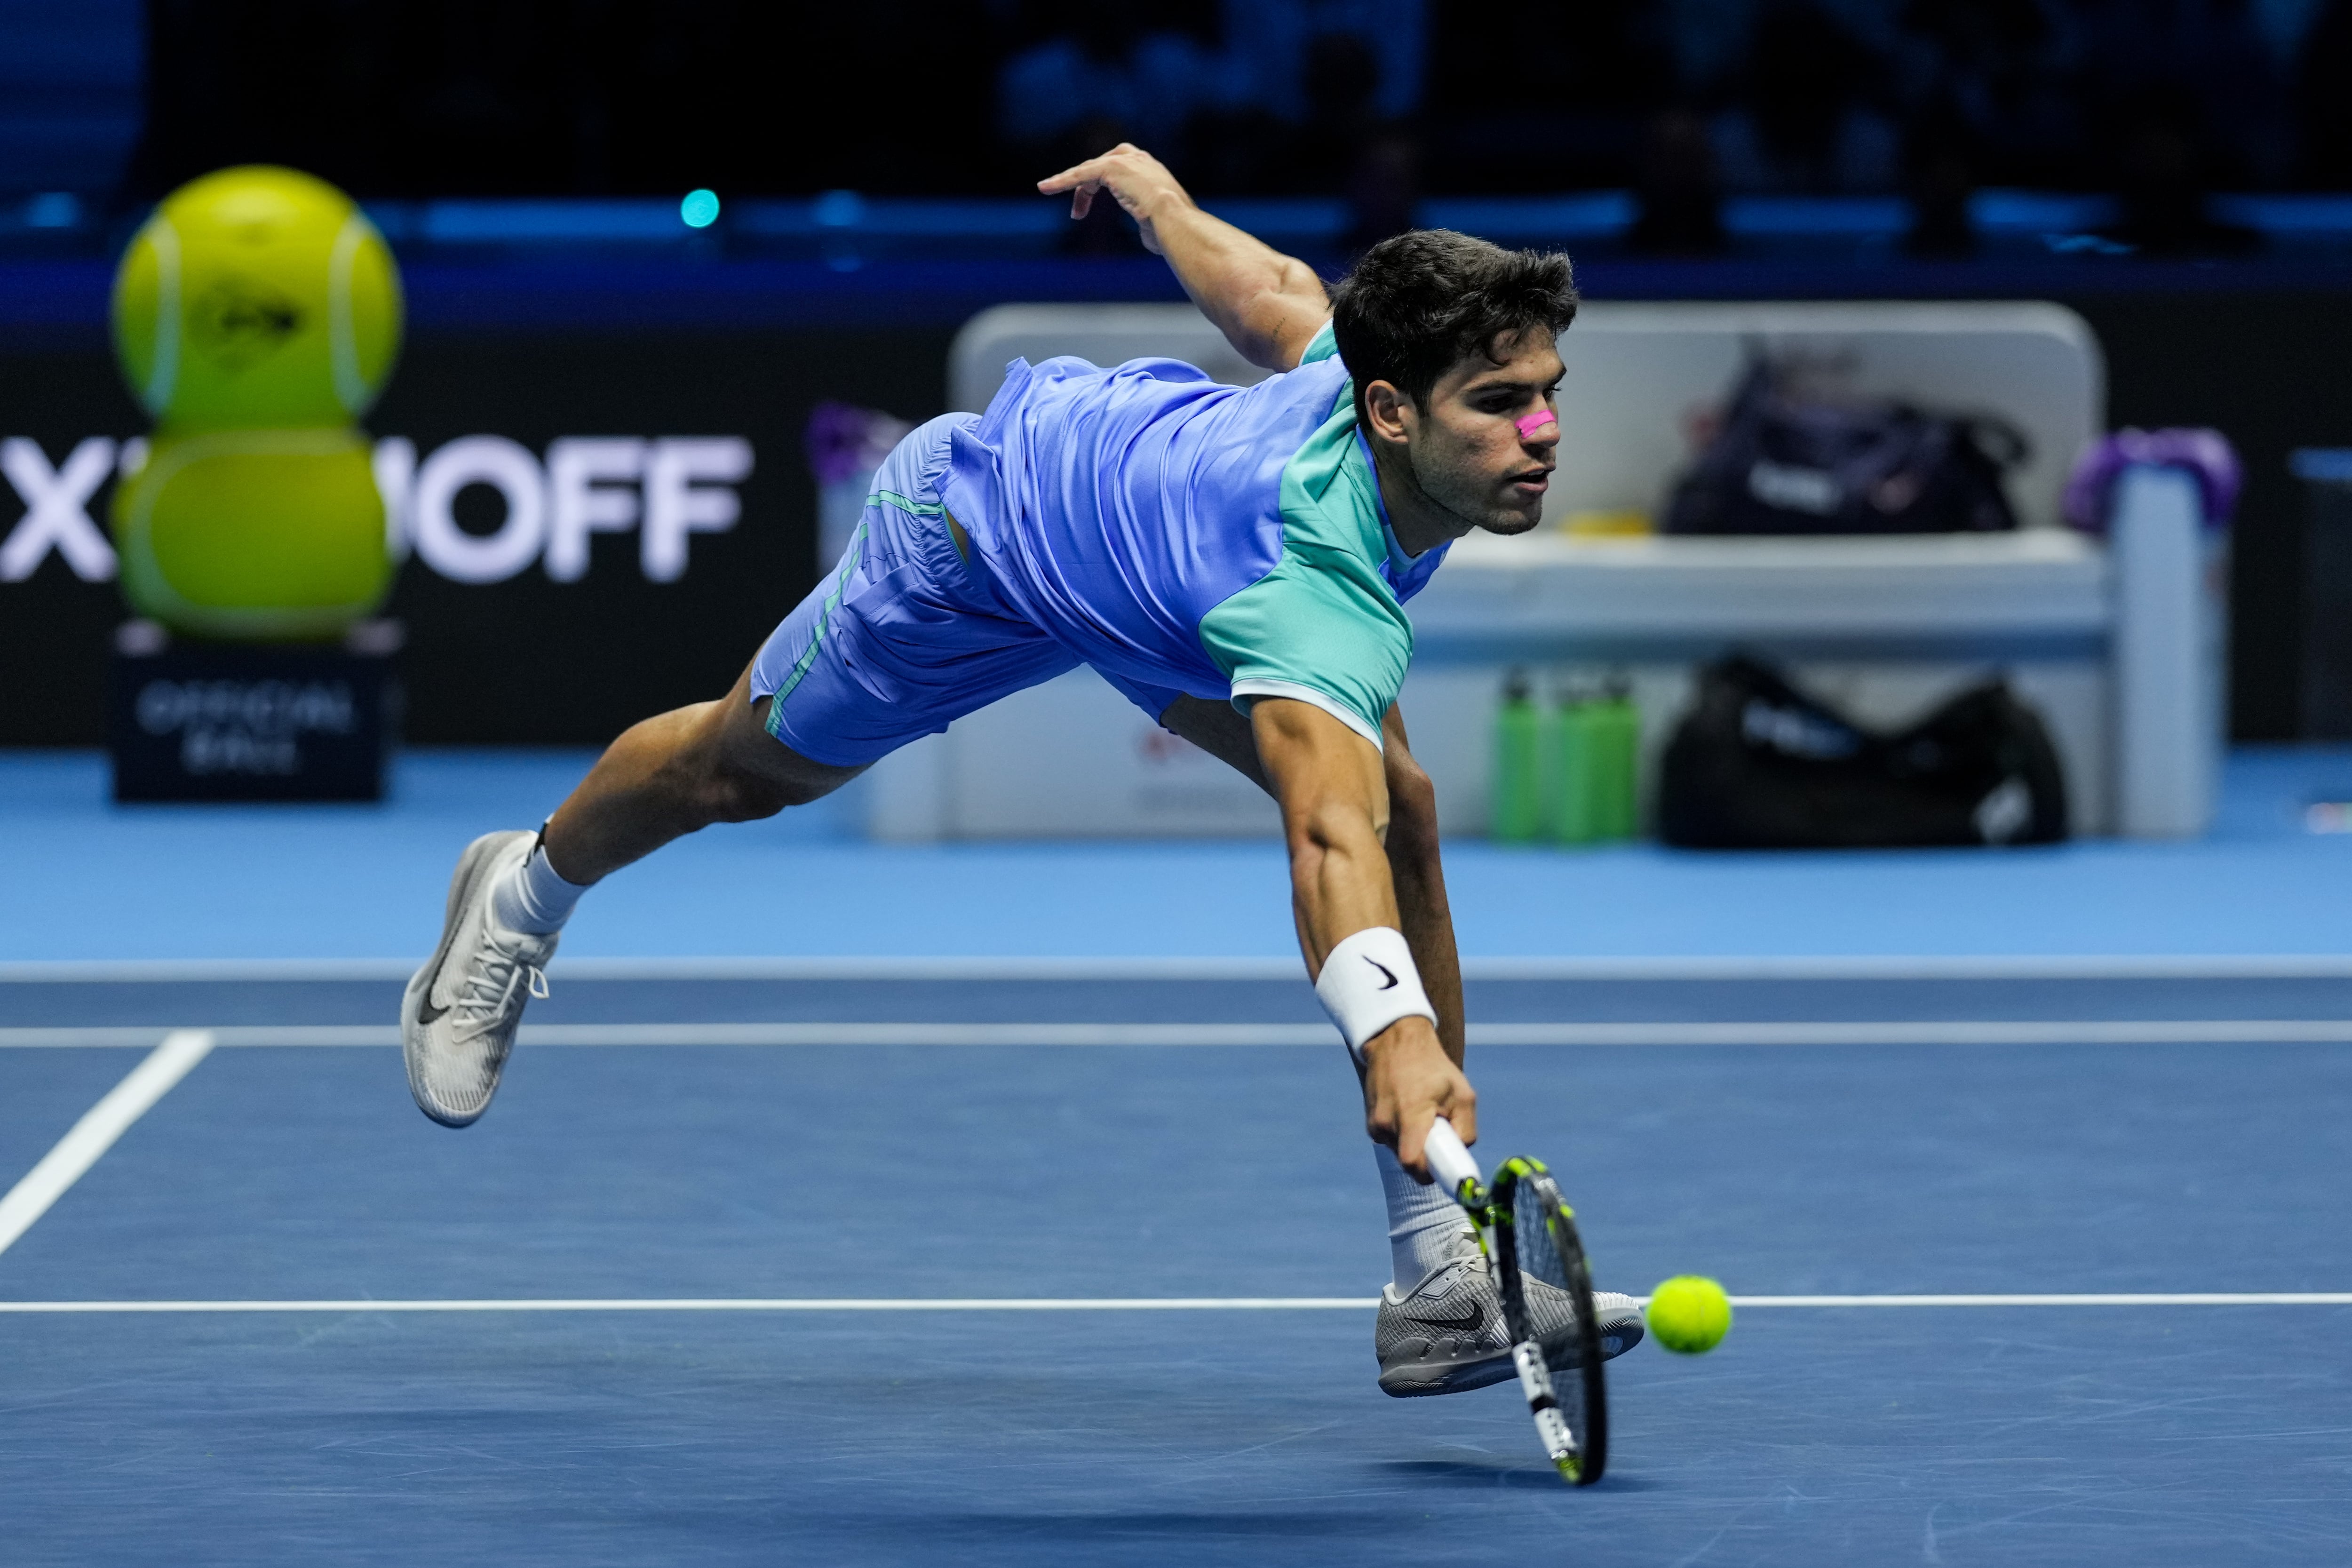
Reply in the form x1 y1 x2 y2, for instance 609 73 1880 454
1421 1117 1482 1203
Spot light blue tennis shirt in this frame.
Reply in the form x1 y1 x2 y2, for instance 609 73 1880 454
939 322 1448 748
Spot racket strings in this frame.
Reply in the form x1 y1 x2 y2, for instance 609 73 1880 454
1507 1179 1586 1402
1499 1167 1606 1484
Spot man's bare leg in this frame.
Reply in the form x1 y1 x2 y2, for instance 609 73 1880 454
399 661 858 1128
540 660 865 885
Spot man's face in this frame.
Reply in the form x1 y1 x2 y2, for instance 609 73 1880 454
1397 328 1564 537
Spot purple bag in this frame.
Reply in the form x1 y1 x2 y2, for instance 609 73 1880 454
1663 360 2026 536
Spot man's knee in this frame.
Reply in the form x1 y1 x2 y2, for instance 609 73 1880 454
696 755 800 822
688 694 858 820
684 741 840 820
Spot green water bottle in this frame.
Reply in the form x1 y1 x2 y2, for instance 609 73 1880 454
1589 681 1641 841
1551 692 1597 844
1552 679 1641 844
1492 669 1544 842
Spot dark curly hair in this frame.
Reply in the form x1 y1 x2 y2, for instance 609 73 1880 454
1328 230 1579 424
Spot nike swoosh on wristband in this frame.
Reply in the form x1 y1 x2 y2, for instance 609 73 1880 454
1367 958 1399 990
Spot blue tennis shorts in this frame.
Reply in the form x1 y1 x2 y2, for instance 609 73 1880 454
750 414 1080 767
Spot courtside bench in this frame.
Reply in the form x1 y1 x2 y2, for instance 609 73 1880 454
859 302 2219 841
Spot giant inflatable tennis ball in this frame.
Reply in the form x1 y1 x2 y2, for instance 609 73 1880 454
112 429 391 639
112 166 403 430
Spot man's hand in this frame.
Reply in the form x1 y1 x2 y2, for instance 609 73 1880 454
1362 1016 1478 1182
1038 143 1189 256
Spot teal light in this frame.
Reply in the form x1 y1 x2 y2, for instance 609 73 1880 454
680 189 721 229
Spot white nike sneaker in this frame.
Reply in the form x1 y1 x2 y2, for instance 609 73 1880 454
1375 1250 1643 1397
401 830 556 1127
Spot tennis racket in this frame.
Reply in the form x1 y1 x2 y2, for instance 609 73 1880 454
1424 1118 1609 1486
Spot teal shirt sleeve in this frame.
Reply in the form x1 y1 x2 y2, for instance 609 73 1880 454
1297 319 1340 366
1197 380 1411 750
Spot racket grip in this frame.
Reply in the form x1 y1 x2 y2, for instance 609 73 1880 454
1421 1117 1482 1203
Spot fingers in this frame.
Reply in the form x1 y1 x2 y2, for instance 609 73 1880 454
1036 163 1098 218
1035 159 1096 195
1368 1086 1448 1184
1363 1079 1429 1181
1037 169 1097 222
1394 1107 1435 1184
1038 145 1152 223
1361 1014 1478 1185
1362 1030 1476 1184
1037 147 1127 199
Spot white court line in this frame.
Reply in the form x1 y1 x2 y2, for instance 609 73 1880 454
8 954 2352 984
1731 1294 2352 1307
1469 955 2352 982
1473 1019 2352 1046
0 1029 213 1258
0 1297 1377 1313
0 1292 2345 1314
8 1020 2352 1050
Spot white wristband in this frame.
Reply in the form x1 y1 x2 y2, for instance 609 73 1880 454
1315 927 1438 1065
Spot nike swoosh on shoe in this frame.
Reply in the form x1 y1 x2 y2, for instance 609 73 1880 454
1399 1302 1485 1333
414 958 453 1024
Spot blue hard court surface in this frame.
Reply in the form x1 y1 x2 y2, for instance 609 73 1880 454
0 973 2348 1566
5 745 2352 961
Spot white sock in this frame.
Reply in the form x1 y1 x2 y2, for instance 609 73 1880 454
492 836 588 936
1376 1142 1477 1291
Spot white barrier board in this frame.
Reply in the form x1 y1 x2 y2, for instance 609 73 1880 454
872 299 2215 841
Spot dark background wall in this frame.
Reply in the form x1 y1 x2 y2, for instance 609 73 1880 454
0 318 953 746
2 274 2344 747
8 3 2350 751
98 0 2352 204
2074 288 2351 741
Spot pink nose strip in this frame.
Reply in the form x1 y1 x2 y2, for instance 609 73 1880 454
1515 409 1557 439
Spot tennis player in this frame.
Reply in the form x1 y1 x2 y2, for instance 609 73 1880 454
402 143 1641 1393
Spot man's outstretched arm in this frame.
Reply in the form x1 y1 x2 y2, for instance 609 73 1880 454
1380 704 1466 1067
1038 144 1330 372
1160 692 1466 1068
1251 697 1478 1179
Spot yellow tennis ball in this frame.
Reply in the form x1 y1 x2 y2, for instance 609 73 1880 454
113 166 403 431
1646 1275 1732 1354
112 428 392 640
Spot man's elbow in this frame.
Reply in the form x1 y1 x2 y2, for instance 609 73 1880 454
1386 755 1437 834
1239 276 1329 369
1388 751 1435 812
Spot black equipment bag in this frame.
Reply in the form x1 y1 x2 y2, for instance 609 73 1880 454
1663 360 2026 535
1657 656 2067 849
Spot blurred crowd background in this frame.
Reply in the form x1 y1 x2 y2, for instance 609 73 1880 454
10 1 2352 258
9 0 2352 755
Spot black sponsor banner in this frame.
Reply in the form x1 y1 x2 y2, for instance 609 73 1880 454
9 286 2352 745
0 326 951 744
